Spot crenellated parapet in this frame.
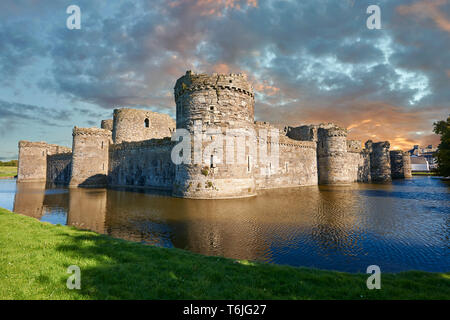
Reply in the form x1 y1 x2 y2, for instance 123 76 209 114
174 70 254 101
73 126 113 138
174 71 255 131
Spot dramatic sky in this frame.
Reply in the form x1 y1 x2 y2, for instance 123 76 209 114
0 0 449 160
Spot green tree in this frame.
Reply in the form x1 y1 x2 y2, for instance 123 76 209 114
433 116 450 177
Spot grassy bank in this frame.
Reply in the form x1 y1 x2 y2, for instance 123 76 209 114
412 171 437 176
0 166 17 178
0 208 448 300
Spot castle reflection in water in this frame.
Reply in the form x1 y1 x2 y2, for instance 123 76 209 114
11 177 450 273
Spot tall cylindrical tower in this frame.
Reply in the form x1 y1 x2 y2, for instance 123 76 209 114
172 71 257 199
317 125 351 185
402 152 412 178
390 150 412 179
112 108 175 144
366 140 392 182
69 127 112 187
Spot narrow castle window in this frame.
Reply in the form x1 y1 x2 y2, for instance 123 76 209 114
210 155 214 168
285 162 289 173
247 155 251 173
101 141 104 149
145 118 150 128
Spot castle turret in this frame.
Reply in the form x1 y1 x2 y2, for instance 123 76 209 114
69 127 112 187
317 124 351 185
366 140 392 182
390 150 412 179
17 141 71 182
112 108 175 144
17 141 49 182
101 119 114 131
172 71 257 199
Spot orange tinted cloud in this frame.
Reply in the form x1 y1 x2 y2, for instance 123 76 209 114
257 100 444 151
253 81 281 96
397 0 450 32
211 63 230 74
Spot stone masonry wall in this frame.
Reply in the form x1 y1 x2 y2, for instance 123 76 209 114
17 71 412 198
18 141 71 182
70 127 112 187
101 119 114 131
47 153 72 184
112 108 175 144
390 150 412 179
254 136 317 189
108 138 176 190
173 71 257 199
366 140 392 182
317 125 351 185
346 150 371 182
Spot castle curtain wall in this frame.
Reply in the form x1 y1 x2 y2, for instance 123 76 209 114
108 139 176 190
254 138 318 189
47 153 72 184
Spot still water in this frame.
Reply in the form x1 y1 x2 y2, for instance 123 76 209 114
0 177 448 273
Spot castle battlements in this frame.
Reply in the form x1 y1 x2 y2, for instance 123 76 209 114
174 71 254 101
17 71 412 198
73 127 112 137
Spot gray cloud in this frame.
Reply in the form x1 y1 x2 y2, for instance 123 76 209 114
0 0 448 155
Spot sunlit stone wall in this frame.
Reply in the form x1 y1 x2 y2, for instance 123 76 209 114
18 141 71 182
173 71 257 199
112 108 175 144
69 127 112 187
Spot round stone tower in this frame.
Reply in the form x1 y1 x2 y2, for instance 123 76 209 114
317 124 351 185
112 108 175 144
390 150 412 179
69 127 112 188
172 71 257 199
366 140 392 182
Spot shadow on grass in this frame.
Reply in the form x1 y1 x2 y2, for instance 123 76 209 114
55 230 450 300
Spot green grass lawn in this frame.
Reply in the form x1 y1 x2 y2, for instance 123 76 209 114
0 207 448 300
0 166 17 177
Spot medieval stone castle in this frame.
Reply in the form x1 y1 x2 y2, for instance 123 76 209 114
17 71 412 199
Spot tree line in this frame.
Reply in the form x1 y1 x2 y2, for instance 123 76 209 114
0 160 18 167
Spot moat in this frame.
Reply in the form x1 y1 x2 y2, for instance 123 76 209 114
1 176 448 273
